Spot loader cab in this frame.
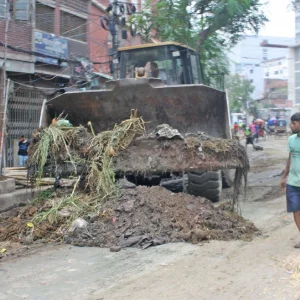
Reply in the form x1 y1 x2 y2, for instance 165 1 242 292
117 42 204 85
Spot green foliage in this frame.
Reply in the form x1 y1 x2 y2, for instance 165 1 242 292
131 0 267 82
225 74 254 113
290 0 300 10
31 189 55 204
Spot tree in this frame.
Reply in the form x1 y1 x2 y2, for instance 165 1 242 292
291 0 300 10
225 74 254 114
130 0 267 85
131 0 267 48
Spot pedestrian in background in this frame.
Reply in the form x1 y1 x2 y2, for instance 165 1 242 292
281 113 300 248
250 121 256 135
244 127 254 149
233 122 239 136
18 135 30 167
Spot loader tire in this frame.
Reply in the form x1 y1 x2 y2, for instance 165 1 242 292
187 170 222 203
222 169 232 189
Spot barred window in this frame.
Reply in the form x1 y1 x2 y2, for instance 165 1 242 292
60 11 87 42
36 3 55 33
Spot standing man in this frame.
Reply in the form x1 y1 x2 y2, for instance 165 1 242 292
18 135 30 167
244 126 255 149
281 113 300 248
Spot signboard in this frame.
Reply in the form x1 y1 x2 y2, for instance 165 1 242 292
34 31 68 65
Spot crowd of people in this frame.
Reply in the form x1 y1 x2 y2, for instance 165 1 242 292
233 119 266 149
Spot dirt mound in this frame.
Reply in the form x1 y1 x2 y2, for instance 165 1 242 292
0 186 257 250
63 186 257 249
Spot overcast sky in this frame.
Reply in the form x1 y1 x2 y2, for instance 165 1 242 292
258 0 295 37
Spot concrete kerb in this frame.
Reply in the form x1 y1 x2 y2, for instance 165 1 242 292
0 186 50 212
0 178 15 194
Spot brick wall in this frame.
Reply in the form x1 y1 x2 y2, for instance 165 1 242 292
89 0 144 76
89 3 110 74
264 78 287 91
0 20 32 60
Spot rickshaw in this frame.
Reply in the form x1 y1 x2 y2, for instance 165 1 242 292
267 117 277 136
274 119 288 138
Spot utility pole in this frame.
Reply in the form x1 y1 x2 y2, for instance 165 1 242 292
101 1 137 78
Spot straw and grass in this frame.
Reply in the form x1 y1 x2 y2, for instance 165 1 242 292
27 111 145 234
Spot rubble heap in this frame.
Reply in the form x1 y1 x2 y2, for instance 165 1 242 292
0 113 252 250
0 186 257 250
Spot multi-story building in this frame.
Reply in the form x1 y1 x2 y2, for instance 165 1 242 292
0 0 113 89
261 57 289 80
228 35 294 100
261 57 292 110
0 0 143 89
289 7 300 109
0 0 143 166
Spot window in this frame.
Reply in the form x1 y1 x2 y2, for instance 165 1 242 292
36 3 55 33
0 0 5 17
296 89 300 105
265 72 269 77
296 47 300 62
15 0 29 20
60 0 89 14
296 72 300 87
250 69 253 74
262 48 268 61
296 16 300 32
60 11 87 42
190 54 200 84
250 79 253 83
274 71 278 75
0 0 29 20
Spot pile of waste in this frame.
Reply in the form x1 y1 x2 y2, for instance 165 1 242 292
0 185 257 251
28 110 145 199
0 112 253 250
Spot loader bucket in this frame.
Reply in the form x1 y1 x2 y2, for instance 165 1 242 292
43 78 230 138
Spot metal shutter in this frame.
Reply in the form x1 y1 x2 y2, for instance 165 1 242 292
36 3 55 33
59 0 89 14
60 11 87 42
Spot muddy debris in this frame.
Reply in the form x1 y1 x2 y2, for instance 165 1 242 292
62 186 258 249
0 186 257 250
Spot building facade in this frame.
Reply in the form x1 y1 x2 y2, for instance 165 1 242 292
0 0 144 166
228 35 294 100
261 57 289 80
0 0 143 89
289 7 300 109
